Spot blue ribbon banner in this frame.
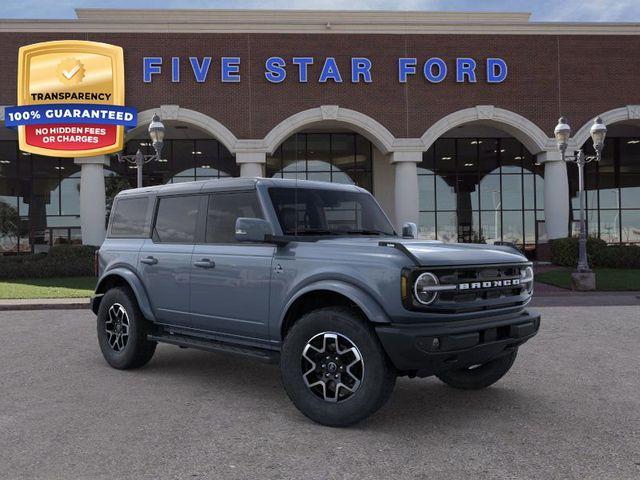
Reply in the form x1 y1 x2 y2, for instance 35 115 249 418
4 104 137 128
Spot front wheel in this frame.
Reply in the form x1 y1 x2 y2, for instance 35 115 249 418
280 306 396 427
436 350 518 390
97 287 156 370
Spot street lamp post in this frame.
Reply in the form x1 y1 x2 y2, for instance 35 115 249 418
117 113 166 188
553 116 607 279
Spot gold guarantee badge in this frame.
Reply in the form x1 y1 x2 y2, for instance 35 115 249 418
16 40 126 157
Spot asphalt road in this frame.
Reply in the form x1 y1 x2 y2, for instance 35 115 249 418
1 307 639 480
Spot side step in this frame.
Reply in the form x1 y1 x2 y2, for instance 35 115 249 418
148 333 279 364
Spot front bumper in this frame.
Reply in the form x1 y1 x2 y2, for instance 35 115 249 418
375 310 540 377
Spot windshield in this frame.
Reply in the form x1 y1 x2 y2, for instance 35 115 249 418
268 187 396 236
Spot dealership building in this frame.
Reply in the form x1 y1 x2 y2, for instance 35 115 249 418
0 8 639 255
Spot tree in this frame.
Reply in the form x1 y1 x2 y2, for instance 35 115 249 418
0 201 20 250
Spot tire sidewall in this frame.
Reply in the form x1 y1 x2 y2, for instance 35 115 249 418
281 307 395 426
97 287 147 369
437 350 518 390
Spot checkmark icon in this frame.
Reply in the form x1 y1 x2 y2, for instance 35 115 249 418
62 64 80 79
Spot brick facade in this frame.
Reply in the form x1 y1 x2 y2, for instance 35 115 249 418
0 31 638 141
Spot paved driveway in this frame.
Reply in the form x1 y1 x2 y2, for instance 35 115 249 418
1 307 638 480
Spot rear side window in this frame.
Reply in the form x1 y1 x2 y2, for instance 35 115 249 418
109 197 149 237
205 192 263 243
153 195 201 244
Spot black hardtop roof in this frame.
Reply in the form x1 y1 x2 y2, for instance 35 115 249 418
116 177 366 198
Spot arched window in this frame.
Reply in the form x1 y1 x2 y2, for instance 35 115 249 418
266 133 373 192
418 137 544 252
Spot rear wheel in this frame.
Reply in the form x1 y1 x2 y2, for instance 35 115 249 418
97 287 156 370
280 306 396 427
436 350 518 390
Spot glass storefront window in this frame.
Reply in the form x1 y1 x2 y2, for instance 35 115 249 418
435 175 456 210
500 138 523 174
420 137 544 249
307 134 331 172
0 137 237 252
599 209 621 243
479 175 501 211
621 174 640 209
481 210 502 244
418 174 435 211
621 210 640 243
502 211 524 245
568 136 640 244
501 175 523 210
266 132 373 192
60 177 81 215
436 211 457 243
419 211 436 240
0 141 18 177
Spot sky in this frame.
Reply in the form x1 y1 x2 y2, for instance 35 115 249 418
0 0 639 22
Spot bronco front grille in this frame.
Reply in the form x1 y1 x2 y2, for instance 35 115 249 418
404 263 532 314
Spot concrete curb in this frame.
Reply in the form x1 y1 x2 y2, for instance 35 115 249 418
0 298 90 311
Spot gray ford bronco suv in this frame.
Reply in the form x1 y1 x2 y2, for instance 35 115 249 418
93 177 539 427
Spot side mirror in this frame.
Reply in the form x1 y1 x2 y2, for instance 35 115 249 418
402 222 418 239
235 217 272 243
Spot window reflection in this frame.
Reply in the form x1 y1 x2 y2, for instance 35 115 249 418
419 137 543 250
266 133 373 192
568 137 640 244
0 138 237 252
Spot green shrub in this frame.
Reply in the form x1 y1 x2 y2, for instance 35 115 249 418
550 237 640 268
593 244 640 269
0 245 97 279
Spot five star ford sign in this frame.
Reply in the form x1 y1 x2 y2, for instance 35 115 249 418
4 40 137 158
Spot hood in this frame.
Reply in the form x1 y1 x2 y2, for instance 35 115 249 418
394 239 527 266
315 237 528 267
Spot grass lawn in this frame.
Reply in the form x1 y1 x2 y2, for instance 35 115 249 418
0 276 96 299
536 268 640 291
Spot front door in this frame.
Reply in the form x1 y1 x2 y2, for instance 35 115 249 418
138 194 203 326
189 191 274 343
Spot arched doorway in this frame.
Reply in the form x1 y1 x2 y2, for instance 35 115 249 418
266 131 374 190
263 106 396 217
118 120 239 187
570 121 640 244
418 124 545 255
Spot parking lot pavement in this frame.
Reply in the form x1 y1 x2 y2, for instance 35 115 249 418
1 308 639 480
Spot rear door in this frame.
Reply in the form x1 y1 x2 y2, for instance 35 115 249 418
138 194 204 326
189 190 274 342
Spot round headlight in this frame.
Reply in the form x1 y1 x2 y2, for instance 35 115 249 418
414 272 440 305
521 266 534 293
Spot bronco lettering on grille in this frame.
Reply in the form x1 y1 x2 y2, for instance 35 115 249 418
458 278 521 290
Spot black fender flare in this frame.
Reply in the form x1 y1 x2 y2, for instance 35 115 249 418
92 267 155 322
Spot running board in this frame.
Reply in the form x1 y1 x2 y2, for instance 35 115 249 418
148 333 279 364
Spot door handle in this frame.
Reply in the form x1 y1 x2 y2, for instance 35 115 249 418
140 256 158 265
194 258 215 269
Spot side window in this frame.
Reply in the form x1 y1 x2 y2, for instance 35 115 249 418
153 195 200 244
109 197 149 237
206 191 263 243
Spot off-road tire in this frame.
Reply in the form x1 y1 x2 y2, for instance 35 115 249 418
436 350 518 390
97 287 156 370
280 306 396 427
